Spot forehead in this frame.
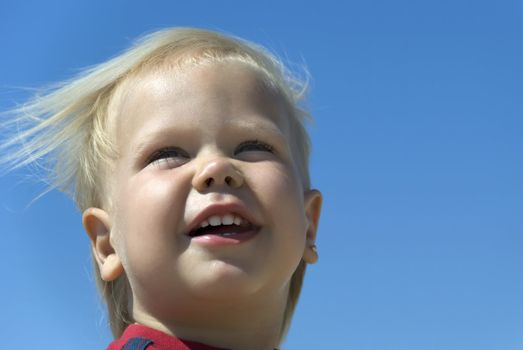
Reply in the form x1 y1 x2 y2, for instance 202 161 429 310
109 61 291 147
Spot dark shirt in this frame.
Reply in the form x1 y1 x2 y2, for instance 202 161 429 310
106 324 230 350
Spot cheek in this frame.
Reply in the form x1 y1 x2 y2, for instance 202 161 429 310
112 172 188 276
248 162 308 287
250 162 308 240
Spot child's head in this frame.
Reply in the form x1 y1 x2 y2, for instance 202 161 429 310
2 28 321 344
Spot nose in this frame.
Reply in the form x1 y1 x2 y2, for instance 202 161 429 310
192 157 244 192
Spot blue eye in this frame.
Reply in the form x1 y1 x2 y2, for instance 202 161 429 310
147 147 190 168
234 140 275 155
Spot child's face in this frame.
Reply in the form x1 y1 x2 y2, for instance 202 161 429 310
84 61 321 322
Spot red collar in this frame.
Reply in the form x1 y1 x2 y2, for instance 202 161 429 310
107 324 231 350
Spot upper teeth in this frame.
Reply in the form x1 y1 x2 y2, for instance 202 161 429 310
200 214 244 228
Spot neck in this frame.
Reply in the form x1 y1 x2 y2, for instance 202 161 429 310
133 288 288 350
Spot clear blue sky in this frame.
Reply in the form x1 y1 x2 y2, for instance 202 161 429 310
1 1 522 349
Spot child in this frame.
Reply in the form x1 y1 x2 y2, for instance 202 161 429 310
1 28 322 350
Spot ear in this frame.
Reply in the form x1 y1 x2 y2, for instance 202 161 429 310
302 189 322 264
82 208 124 281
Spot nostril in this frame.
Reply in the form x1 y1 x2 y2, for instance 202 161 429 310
205 178 214 187
225 176 233 186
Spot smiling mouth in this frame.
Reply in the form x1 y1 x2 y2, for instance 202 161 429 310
188 213 259 239
189 224 257 237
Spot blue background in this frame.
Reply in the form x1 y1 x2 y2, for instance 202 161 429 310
1 1 522 349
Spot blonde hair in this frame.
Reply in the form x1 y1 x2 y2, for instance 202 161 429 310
1 27 313 342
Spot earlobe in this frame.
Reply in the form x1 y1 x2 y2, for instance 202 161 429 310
302 189 322 264
82 208 124 281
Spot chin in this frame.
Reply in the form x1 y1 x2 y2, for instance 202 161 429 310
189 260 267 299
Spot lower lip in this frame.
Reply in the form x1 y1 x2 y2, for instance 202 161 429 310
189 229 259 246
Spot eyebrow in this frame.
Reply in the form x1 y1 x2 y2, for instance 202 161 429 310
130 118 287 159
223 118 288 139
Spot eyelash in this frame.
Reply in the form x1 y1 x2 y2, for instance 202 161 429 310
234 140 275 154
146 140 275 167
146 147 189 166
